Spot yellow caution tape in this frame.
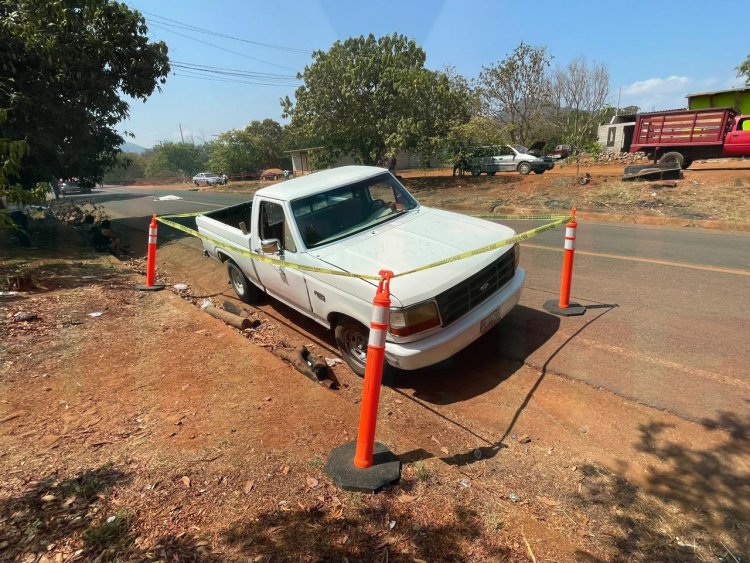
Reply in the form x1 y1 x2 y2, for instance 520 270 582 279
156 211 571 281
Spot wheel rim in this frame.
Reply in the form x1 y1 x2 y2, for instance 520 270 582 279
344 328 367 365
520 163 530 173
229 267 245 296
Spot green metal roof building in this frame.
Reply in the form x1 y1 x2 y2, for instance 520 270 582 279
687 87 750 114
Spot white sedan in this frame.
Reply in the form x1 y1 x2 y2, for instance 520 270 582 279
192 172 223 186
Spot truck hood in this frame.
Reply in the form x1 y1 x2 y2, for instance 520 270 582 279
311 207 516 306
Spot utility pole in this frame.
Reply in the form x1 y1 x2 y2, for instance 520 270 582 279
615 88 621 117
179 123 185 143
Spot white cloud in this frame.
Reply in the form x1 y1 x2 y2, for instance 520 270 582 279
618 75 720 112
623 76 690 96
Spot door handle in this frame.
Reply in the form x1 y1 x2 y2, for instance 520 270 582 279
732 134 740 137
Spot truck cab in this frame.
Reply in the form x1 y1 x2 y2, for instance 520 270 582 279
723 115 750 157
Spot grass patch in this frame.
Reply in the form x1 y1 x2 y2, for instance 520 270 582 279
83 509 133 551
414 462 431 483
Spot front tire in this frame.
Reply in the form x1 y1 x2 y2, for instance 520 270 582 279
334 319 368 376
227 261 261 304
658 151 685 168
534 170 546 174
518 162 532 175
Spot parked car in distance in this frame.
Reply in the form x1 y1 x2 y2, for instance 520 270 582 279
60 181 92 195
193 172 223 186
547 144 576 160
465 145 555 176
196 166 525 376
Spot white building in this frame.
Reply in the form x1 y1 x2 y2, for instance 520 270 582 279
286 147 424 175
597 113 637 154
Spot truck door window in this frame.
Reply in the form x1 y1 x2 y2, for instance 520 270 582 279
739 118 750 131
259 200 296 252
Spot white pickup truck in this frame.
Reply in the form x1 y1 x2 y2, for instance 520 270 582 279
196 166 525 375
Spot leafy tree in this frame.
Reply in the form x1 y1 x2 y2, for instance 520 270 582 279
206 131 258 175
246 119 290 169
145 142 209 180
477 42 553 145
282 33 470 165
102 152 146 184
738 55 750 85
0 0 169 187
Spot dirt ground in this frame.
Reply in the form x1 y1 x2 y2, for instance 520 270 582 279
2 216 748 561
155 160 750 229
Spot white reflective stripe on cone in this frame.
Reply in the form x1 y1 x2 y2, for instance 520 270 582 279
564 238 575 250
371 305 389 325
368 326 386 347
565 226 576 238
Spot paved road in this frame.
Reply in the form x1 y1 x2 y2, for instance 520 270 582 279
73 185 750 425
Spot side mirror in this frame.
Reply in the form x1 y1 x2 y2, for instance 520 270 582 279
261 238 282 254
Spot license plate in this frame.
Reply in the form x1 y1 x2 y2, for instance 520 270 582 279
480 306 504 334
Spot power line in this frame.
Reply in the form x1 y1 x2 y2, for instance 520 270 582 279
171 61 300 81
142 10 312 54
173 72 300 88
149 23 297 71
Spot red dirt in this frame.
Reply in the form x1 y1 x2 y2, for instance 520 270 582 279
1 222 748 561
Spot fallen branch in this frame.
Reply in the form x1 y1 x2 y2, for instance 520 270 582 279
203 305 252 330
273 345 339 390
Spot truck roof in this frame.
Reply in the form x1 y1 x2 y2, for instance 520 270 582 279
255 165 388 202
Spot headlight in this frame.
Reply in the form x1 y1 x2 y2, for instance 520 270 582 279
389 301 440 337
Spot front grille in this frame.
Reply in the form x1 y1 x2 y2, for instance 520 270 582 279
435 248 516 327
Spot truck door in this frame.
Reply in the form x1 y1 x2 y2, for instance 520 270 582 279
723 117 750 157
253 198 313 314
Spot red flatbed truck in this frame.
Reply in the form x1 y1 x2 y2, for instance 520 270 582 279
629 107 750 168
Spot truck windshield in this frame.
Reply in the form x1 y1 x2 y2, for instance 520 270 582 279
291 172 418 248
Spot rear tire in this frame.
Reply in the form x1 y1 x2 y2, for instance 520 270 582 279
334 319 368 376
488 171 496 176
227 261 261 304
658 151 685 168
534 170 546 174
518 162 532 175
471 166 481 177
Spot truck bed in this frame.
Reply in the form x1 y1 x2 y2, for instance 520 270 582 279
630 108 734 151
202 201 253 232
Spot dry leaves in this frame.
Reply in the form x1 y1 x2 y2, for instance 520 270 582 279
537 496 559 507
181 476 191 488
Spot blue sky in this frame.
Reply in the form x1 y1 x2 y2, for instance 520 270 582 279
122 0 749 148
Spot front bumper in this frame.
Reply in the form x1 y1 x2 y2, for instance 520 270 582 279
384 268 525 370
531 161 555 171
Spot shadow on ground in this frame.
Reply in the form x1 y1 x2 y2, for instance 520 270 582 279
0 465 219 561
222 504 506 561
573 408 750 561
388 305 561 405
